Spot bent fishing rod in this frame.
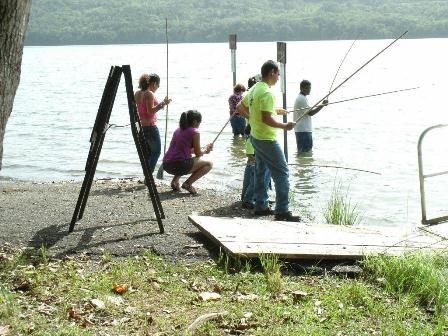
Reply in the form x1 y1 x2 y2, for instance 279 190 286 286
328 35 359 94
294 30 408 124
287 86 419 114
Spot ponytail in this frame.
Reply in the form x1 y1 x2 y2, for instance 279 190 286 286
179 112 188 129
179 110 202 130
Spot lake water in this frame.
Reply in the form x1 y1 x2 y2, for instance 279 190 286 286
2 39 448 227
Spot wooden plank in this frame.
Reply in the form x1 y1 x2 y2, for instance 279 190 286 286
218 241 448 259
189 216 441 246
189 215 448 260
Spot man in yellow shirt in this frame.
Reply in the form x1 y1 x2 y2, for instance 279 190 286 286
236 60 301 222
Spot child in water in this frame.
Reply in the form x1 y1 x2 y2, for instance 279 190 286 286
228 83 246 137
162 110 213 195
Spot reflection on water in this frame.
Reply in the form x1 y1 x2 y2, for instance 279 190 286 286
228 136 247 167
291 152 318 195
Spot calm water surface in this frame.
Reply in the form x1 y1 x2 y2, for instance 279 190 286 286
2 39 448 227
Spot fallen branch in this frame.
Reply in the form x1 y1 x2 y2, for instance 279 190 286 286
185 311 228 335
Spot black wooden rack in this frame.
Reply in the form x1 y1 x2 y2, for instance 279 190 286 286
69 65 164 233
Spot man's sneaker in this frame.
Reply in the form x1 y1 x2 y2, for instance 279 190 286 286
254 208 274 216
275 211 302 222
242 201 255 209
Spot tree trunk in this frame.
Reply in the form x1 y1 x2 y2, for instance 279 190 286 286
0 0 32 169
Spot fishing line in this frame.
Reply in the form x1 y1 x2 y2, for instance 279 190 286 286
288 163 381 175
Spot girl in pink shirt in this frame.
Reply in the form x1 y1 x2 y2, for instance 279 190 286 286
163 110 213 195
134 73 171 173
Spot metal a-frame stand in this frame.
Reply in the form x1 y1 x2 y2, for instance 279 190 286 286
69 65 164 233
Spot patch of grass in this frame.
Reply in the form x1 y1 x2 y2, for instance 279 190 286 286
217 248 233 274
0 288 17 319
363 251 448 315
259 253 282 295
100 250 112 264
38 244 49 265
323 180 362 226
217 248 251 274
0 246 445 335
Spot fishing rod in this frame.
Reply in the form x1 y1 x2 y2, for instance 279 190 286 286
326 86 419 107
287 86 419 114
294 30 408 124
328 35 358 94
157 18 169 179
163 17 169 155
211 112 236 145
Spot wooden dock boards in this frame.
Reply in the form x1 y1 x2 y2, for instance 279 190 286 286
188 216 448 259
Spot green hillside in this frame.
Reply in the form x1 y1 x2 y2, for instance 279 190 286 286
26 0 448 45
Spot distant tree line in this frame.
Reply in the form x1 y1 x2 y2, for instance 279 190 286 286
25 0 448 45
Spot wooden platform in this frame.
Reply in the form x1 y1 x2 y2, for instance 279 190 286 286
189 215 448 259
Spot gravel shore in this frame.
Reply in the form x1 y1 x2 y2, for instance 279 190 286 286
0 178 251 261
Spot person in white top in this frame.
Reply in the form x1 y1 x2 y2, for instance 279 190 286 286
293 80 328 153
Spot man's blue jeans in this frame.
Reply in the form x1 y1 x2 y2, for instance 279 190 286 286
143 125 161 173
250 136 290 214
295 131 313 153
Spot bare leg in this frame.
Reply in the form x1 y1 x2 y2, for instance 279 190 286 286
182 158 212 194
170 175 181 191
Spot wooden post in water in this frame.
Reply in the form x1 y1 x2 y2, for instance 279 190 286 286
229 34 237 87
277 42 288 161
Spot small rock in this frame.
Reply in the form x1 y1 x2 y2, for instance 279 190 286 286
292 290 309 303
237 293 258 301
331 265 363 277
198 292 221 301
90 299 105 310
107 296 124 305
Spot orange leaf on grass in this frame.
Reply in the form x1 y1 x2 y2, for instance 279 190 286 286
67 308 81 320
112 283 129 294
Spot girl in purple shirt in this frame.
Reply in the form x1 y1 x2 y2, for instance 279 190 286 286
163 110 213 195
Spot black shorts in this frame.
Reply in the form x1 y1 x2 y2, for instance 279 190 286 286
163 158 194 176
